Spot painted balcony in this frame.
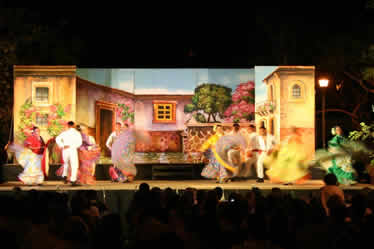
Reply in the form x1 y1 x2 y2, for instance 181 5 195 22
255 100 275 116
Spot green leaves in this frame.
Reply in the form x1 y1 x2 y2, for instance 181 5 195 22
186 83 232 122
117 103 134 123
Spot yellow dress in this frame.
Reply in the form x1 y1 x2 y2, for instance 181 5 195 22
265 134 310 184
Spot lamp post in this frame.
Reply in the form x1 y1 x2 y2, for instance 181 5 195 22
319 79 329 149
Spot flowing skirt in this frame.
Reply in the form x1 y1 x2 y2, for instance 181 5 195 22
9 143 44 185
201 149 228 180
77 147 100 184
265 143 311 184
314 145 357 185
111 130 137 181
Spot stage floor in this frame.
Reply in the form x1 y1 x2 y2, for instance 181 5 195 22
0 180 373 192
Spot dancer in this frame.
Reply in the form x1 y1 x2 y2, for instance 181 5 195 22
255 126 276 183
76 125 100 185
106 122 124 152
110 127 137 182
55 121 82 186
6 126 45 185
241 124 258 178
265 126 310 184
215 132 247 181
228 123 241 135
315 125 357 185
200 125 229 183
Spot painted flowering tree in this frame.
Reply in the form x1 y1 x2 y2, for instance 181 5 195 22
116 102 134 126
16 99 71 141
224 81 255 123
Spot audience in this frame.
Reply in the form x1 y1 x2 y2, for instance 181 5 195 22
0 179 374 249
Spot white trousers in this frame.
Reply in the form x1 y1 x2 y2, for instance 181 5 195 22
62 148 79 182
256 152 266 179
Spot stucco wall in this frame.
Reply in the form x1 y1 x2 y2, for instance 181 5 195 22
134 99 191 131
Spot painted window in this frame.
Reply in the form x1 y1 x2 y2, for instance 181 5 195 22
32 82 53 106
35 113 49 127
153 101 176 123
292 84 301 98
35 87 49 102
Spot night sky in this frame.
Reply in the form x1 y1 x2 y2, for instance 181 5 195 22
17 2 370 68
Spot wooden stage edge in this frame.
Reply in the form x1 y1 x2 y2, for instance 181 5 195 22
0 180 373 192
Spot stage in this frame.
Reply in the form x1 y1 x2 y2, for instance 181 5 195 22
1 179 372 192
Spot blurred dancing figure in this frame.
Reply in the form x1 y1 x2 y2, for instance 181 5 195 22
200 125 229 183
110 127 143 183
76 125 100 185
241 124 258 178
106 122 124 152
255 126 276 183
265 126 311 184
315 125 357 185
6 126 46 185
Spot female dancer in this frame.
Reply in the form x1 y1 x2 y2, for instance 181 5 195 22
7 126 45 185
322 125 356 185
265 126 310 184
110 127 137 182
200 125 231 183
76 125 100 185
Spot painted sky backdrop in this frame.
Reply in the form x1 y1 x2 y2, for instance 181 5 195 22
254 66 278 103
77 68 254 95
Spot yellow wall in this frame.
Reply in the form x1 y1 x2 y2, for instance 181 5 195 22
13 66 76 142
256 66 315 156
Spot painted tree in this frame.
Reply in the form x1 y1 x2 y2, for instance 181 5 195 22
184 83 232 123
224 81 255 123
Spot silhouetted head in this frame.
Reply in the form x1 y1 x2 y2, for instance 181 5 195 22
67 121 74 128
324 173 338 186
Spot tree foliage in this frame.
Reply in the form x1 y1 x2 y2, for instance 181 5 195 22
185 83 232 123
349 122 374 166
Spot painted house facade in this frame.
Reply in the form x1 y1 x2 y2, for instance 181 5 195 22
255 66 315 158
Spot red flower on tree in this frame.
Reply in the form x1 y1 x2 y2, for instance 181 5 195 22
224 81 255 123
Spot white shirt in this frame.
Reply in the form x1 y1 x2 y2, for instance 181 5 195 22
56 128 82 149
257 135 276 152
106 131 120 150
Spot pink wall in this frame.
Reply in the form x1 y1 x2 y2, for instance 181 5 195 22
134 99 191 131
77 82 135 128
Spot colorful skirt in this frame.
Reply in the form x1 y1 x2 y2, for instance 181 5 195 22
314 147 357 185
201 149 228 180
9 144 44 185
77 147 100 185
112 130 137 178
265 143 311 184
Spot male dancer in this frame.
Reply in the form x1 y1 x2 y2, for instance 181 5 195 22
106 122 125 152
227 123 246 180
56 121 82 186
241 124 258 178
255 126 276 183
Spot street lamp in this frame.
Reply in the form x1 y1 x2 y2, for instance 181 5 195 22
319 79 329 149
